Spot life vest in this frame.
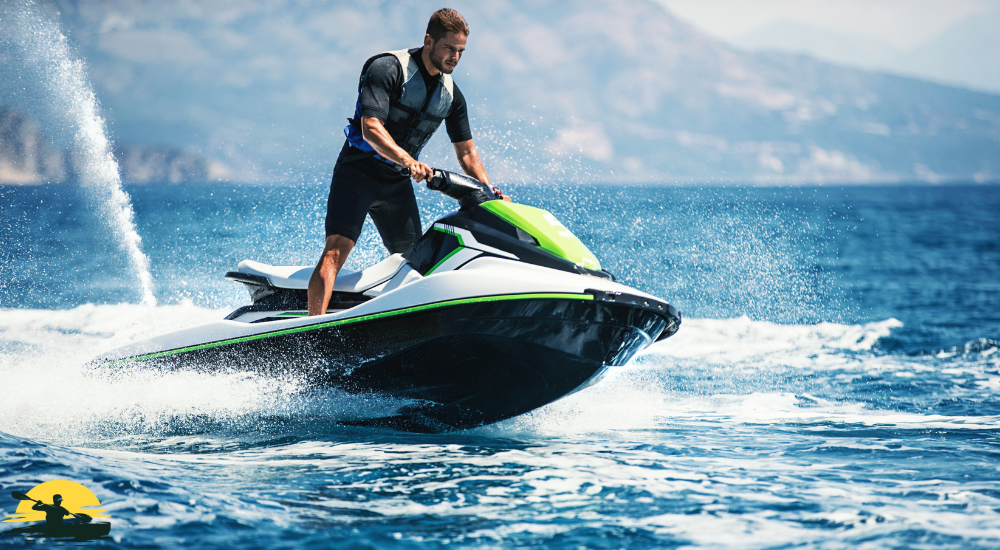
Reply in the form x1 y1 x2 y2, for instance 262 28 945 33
344 48 454 163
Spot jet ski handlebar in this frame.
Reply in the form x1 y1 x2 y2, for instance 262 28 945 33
400 166 504 209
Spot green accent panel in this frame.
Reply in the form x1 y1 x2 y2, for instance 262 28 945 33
480 201 602 270
112 293 595 364
427 246 464 275
277 312 308 317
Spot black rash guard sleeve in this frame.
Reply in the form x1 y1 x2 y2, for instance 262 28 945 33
359 56 402 121
445 84 473 143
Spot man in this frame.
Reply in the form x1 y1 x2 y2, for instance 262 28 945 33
308 8 507 316
32 494 71 529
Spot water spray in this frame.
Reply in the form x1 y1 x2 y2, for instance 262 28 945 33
3 2 156 306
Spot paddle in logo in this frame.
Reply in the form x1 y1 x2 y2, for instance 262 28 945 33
2 480 111 542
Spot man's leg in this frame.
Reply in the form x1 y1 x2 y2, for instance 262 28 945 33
315 153 374 316
369 176 422 254
308 234 355 316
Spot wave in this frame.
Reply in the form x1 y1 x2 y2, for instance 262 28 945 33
645 315 904 363
487 383 1000 439
929 337 1000 359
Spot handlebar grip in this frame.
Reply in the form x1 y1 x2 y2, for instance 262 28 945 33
398 166 446 191
427 170 447 191
399 166 498 208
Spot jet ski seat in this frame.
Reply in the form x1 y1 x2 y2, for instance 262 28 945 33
237 254 407 293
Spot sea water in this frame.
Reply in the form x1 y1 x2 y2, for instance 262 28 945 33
0 182 998 548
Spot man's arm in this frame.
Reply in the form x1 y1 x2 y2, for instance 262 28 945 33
453 139 489 184
443 84 508 200
454 139 511 201
361 117 433 182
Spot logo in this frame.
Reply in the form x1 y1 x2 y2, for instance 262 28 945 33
3 480 111 542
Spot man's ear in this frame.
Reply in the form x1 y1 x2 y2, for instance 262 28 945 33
424 34 433 48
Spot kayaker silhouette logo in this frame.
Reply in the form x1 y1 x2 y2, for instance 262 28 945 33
2 480 111 542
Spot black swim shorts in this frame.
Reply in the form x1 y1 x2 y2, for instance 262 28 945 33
324 143 422 253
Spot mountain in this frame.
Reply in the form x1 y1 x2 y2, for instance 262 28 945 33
0 108 69 184
2 0 999 184
0 107 219 184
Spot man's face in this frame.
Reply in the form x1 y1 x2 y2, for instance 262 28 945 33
425 32 466 74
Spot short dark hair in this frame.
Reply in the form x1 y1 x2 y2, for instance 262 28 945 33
426 8 469 40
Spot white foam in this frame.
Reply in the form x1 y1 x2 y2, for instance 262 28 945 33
491 380 1000 439
0 303 232 441
645 316 904 367
0 303 416 443
0 301 225 355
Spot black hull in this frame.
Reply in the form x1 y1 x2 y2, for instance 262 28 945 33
118 296 678 432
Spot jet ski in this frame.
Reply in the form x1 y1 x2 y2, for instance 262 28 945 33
94 169 681 432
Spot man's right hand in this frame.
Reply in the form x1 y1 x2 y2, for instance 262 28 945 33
361 117 433 181
405 159 434 183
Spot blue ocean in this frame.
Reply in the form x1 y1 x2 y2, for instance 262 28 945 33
1 180 998 548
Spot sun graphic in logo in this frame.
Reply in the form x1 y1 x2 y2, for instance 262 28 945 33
3 480 109 523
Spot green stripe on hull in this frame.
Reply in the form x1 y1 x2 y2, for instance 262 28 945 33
112 292 595 364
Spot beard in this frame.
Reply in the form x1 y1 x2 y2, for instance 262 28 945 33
428 47 456 74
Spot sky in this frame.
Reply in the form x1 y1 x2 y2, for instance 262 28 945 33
658 0 997 50
656 0 1000 93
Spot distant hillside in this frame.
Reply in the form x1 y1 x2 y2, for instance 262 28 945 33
0 107 223 184
0 108 68 184
3 0 999 184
